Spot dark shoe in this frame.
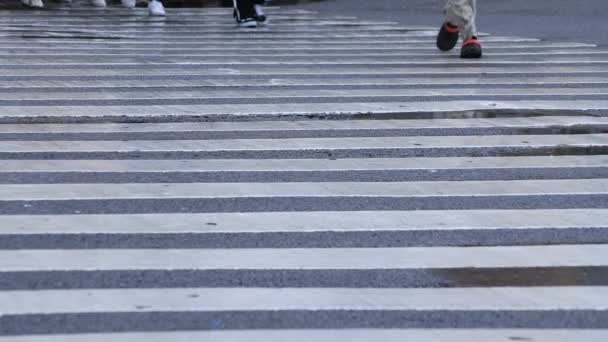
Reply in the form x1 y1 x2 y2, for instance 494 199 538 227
436 22 459 51
460 37 483 58
234 7 258 28
237 18 258 28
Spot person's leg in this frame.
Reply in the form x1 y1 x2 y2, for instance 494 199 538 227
233 0 258 27
122 0 137 9
21 0 44 8
148 0 166 16
91 0 107 7
234 0 256 21
437 0 482 58
253 0 267 24
445 0 477 41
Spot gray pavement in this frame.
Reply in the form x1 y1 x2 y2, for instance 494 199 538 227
1 2 608 341
291 0 608 46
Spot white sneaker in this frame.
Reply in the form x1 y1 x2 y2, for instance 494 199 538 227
148 0 166 16
91 0 106 7
237 18 257 28
122 0 136 8
254 4 265 20
21 0 44 8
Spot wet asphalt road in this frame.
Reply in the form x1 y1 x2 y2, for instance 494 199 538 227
292 0 608 45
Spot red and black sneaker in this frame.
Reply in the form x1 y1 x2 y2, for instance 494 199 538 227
460 37 483 58
436 22 460 51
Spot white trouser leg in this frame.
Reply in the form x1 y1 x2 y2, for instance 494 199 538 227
445 0 477 41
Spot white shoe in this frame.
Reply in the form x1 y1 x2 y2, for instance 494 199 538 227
254 4 267 25
254 4 265 18
237 18 257 28
122 0 136 8
148 0 166 16
21 0 44 8
91 0 106 7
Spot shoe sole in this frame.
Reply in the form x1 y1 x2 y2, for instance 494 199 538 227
238 21 258 28
460 44 483 58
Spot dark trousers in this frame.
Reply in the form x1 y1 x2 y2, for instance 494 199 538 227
234 0 265 20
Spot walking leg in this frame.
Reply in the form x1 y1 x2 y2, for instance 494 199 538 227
445 0 477 41
234 0 256 21
437 0 482 58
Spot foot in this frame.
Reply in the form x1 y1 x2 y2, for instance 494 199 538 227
21 0 44 8
254 4 267 23
237 17 258 28
122 0 136 8
91 0 106 7
460 37 483 58
148 0 166 16
436 22 459 51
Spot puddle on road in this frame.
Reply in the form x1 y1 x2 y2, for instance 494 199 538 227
431 267 608 287
343 109 604 121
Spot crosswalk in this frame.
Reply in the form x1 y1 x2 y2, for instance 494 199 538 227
1 3 608 341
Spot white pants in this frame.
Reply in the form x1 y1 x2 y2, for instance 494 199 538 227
445 0 477 40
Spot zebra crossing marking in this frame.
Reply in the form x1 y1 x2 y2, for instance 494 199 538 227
2 330 608 342
0 3 607 338
2 245 608 271
3 287 608 314
1 209 605 234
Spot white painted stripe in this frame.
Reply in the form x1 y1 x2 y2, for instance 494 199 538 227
1 134 606 153
0 18 333 24
0 40 553 48
6 31 442 39
0 17 328 23
2 245 608 272
4 59 608 66
1 156 606 173
3 330 608 342
0 11 301 16
3 50 608 57
0 25 461 33
0 16 376 21
0 6 293 10
0 66 605 78
0 42 596 50
0 37 541 45
2 287 608 315
0 16 392 21
2 101 607 119
3 22 404 27
4 22 406 27
0 14 321 20
2 50 605 58
0 9 311 15
0 9 308 16
6 27 416 34
2 116 605 134
0 31 479 38
3 87 608 101
1 209 605 235
3 76 608 89
0 179 606 201
5 33 456 40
